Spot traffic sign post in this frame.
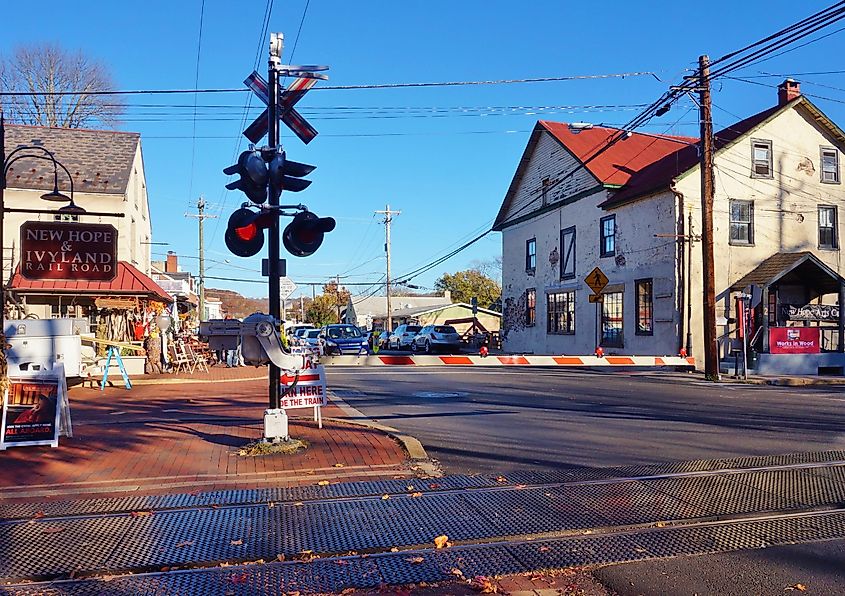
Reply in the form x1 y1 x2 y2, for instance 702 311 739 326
585 267 609 351
279 277 297 300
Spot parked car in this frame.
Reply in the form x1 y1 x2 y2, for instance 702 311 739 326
388 325 421 350
411 324 462 354
376 330 392 350
302 328 323 352
320 324 367 355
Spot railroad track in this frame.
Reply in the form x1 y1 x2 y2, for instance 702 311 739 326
2 450 845 594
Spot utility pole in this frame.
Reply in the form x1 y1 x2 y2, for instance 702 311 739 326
335 274 342 322
698 55 718 380
375 205 400 331
185 195 217 322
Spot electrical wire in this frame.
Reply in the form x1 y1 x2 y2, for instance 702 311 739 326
186 0 206 211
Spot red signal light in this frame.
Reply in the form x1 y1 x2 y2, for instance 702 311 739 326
235 223 258 242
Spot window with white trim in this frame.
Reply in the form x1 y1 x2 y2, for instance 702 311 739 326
819 206 838 249
821 147 840 184
751 139 773 178
729 200 754 245
560 226 576 279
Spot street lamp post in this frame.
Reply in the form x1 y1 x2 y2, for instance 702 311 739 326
0 114 84 334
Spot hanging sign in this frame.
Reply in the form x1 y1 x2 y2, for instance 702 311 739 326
20 222 117 281
780 303 839 322
769 327 821 354
0 366 71 450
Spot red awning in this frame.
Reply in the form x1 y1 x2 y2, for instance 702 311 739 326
10 261 173 303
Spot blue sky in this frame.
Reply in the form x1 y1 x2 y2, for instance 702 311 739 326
2 1 844 300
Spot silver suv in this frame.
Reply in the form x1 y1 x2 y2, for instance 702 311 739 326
411 325 461 354
389 324 421 350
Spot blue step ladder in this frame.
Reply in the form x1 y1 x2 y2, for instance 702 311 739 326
101 346 133 390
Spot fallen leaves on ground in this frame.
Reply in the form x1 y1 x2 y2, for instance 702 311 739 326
450 568 464 577
40 527 65 535
411 492 423 498
276 554 286 562
406 485 416 491
174 541 194 548
381 494 390 500
429 483 442 489
654 521 667 528
539 546 550 552
294 502 304 506
515 484 527 489
130 511 154 517
495 476 508 483
33 511 45 519
390 547 399 552
230 539 243 546
405 556 425 564
786 584 808 592
434 535 451 549
333 559 349 566
318 480 330 486
227 572 249 584
333 463 345 468
470 575 498 593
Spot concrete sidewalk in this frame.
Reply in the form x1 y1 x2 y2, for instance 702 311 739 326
1 367 426 502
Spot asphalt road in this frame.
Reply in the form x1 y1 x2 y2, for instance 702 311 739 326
326 367 845 474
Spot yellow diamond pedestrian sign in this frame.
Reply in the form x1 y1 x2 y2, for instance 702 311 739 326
585 267 609 294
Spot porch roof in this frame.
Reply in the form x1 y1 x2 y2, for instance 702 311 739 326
730 252 845 295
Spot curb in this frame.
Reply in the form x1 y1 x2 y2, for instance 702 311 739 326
327 393 441 478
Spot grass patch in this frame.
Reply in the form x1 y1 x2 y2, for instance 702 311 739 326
237 438 308 457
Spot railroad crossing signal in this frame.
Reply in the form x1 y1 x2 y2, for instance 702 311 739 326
242 70 324 145
585 267 609 294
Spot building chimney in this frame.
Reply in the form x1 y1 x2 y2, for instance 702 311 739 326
165 251 178 273
778 79 801 106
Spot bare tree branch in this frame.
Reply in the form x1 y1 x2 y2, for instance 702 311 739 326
0 43 123 128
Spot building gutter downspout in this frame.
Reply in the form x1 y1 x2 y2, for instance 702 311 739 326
670 181 692 356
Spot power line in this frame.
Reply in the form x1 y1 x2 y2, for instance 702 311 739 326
0 71 658 97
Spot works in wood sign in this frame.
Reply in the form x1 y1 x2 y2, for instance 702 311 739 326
20 222 117 281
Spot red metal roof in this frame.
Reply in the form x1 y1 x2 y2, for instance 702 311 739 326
10 261 173 303
599 102 788 208
539 120 697 187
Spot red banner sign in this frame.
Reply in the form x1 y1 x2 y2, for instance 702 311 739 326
769 327 821 354
20 222 117 281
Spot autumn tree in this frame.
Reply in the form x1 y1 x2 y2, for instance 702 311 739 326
305 282 350 326
434 268 501 309
0 44 122 128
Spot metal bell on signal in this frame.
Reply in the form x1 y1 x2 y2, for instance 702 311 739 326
283 211 336 257
225 208 265 257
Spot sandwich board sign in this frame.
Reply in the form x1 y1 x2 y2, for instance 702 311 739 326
1 364 72 450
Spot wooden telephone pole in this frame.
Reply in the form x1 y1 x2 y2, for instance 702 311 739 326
698 55 718 379
185 196 216 322
375 205 400 331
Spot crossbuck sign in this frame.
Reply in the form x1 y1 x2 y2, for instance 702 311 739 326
242 71 321 145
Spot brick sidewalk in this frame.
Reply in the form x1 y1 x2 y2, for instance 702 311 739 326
0 367 416 502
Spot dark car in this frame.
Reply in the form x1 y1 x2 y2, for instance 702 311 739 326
320 324 367 355
411 325 462 354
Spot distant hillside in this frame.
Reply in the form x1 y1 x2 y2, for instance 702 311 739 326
205 288 266 319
